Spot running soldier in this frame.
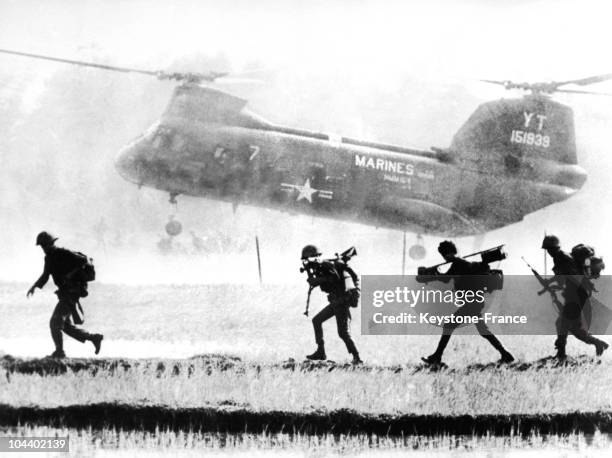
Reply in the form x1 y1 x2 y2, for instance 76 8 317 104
421 240 514 365
26 231 103 358
301 245 362 364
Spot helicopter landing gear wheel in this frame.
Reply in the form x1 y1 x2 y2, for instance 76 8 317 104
165 215 182 237
164 192 182 237
408 234 426 260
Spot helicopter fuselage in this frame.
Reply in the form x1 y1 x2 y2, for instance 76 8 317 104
0 50 601 239
115 86 586 236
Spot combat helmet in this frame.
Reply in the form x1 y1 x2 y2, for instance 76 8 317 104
438 240 457 256
36 231 58 247
541 235 560 249
301 244 321 260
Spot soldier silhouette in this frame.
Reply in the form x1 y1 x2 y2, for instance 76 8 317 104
543 236 609 359
27 231 103 358
421 240 514 366
302 245 362 364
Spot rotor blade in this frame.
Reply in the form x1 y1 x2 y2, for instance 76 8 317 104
480 79 507 86
556 88 612 96
479 79 525 90
557 73 612 87
0 48 159 77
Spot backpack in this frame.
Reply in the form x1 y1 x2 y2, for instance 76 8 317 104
71 251 96 297
69 251 95 282
469 261 504 292
81 256 96 282
335 261 360 308
470 261 491 275
571 244 595 266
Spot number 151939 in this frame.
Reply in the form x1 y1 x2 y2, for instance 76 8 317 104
510 130 550 148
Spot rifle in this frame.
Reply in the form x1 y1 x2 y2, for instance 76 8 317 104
301 264 316 317
521 257 563 313
300 246 357 316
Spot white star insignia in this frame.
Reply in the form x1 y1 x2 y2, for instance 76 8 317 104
296 179 317 203
281 179 334 204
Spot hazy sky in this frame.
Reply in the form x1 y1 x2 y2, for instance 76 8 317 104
1 0 611 282
1 0 611 81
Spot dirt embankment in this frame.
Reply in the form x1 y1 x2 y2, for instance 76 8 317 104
0 354 602 377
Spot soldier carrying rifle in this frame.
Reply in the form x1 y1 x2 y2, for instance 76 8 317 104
300 245 362 364
536 235 609 359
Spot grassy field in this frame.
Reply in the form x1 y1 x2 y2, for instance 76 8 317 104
2 281 611 417
1 281 609 364
4 426 612 457
2 281 612 454
2 354 612 417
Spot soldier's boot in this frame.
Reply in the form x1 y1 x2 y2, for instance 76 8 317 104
595 341 609 357
91 334 104 355
306 345 326 361
498 351 515 364
421 354 443 365
422 333 451 365
49 350 66 359
481 334 513 363
554 337 567 360
555 349 567 360
351 352 363 365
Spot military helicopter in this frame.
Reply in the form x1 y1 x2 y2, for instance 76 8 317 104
2 49 611 259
